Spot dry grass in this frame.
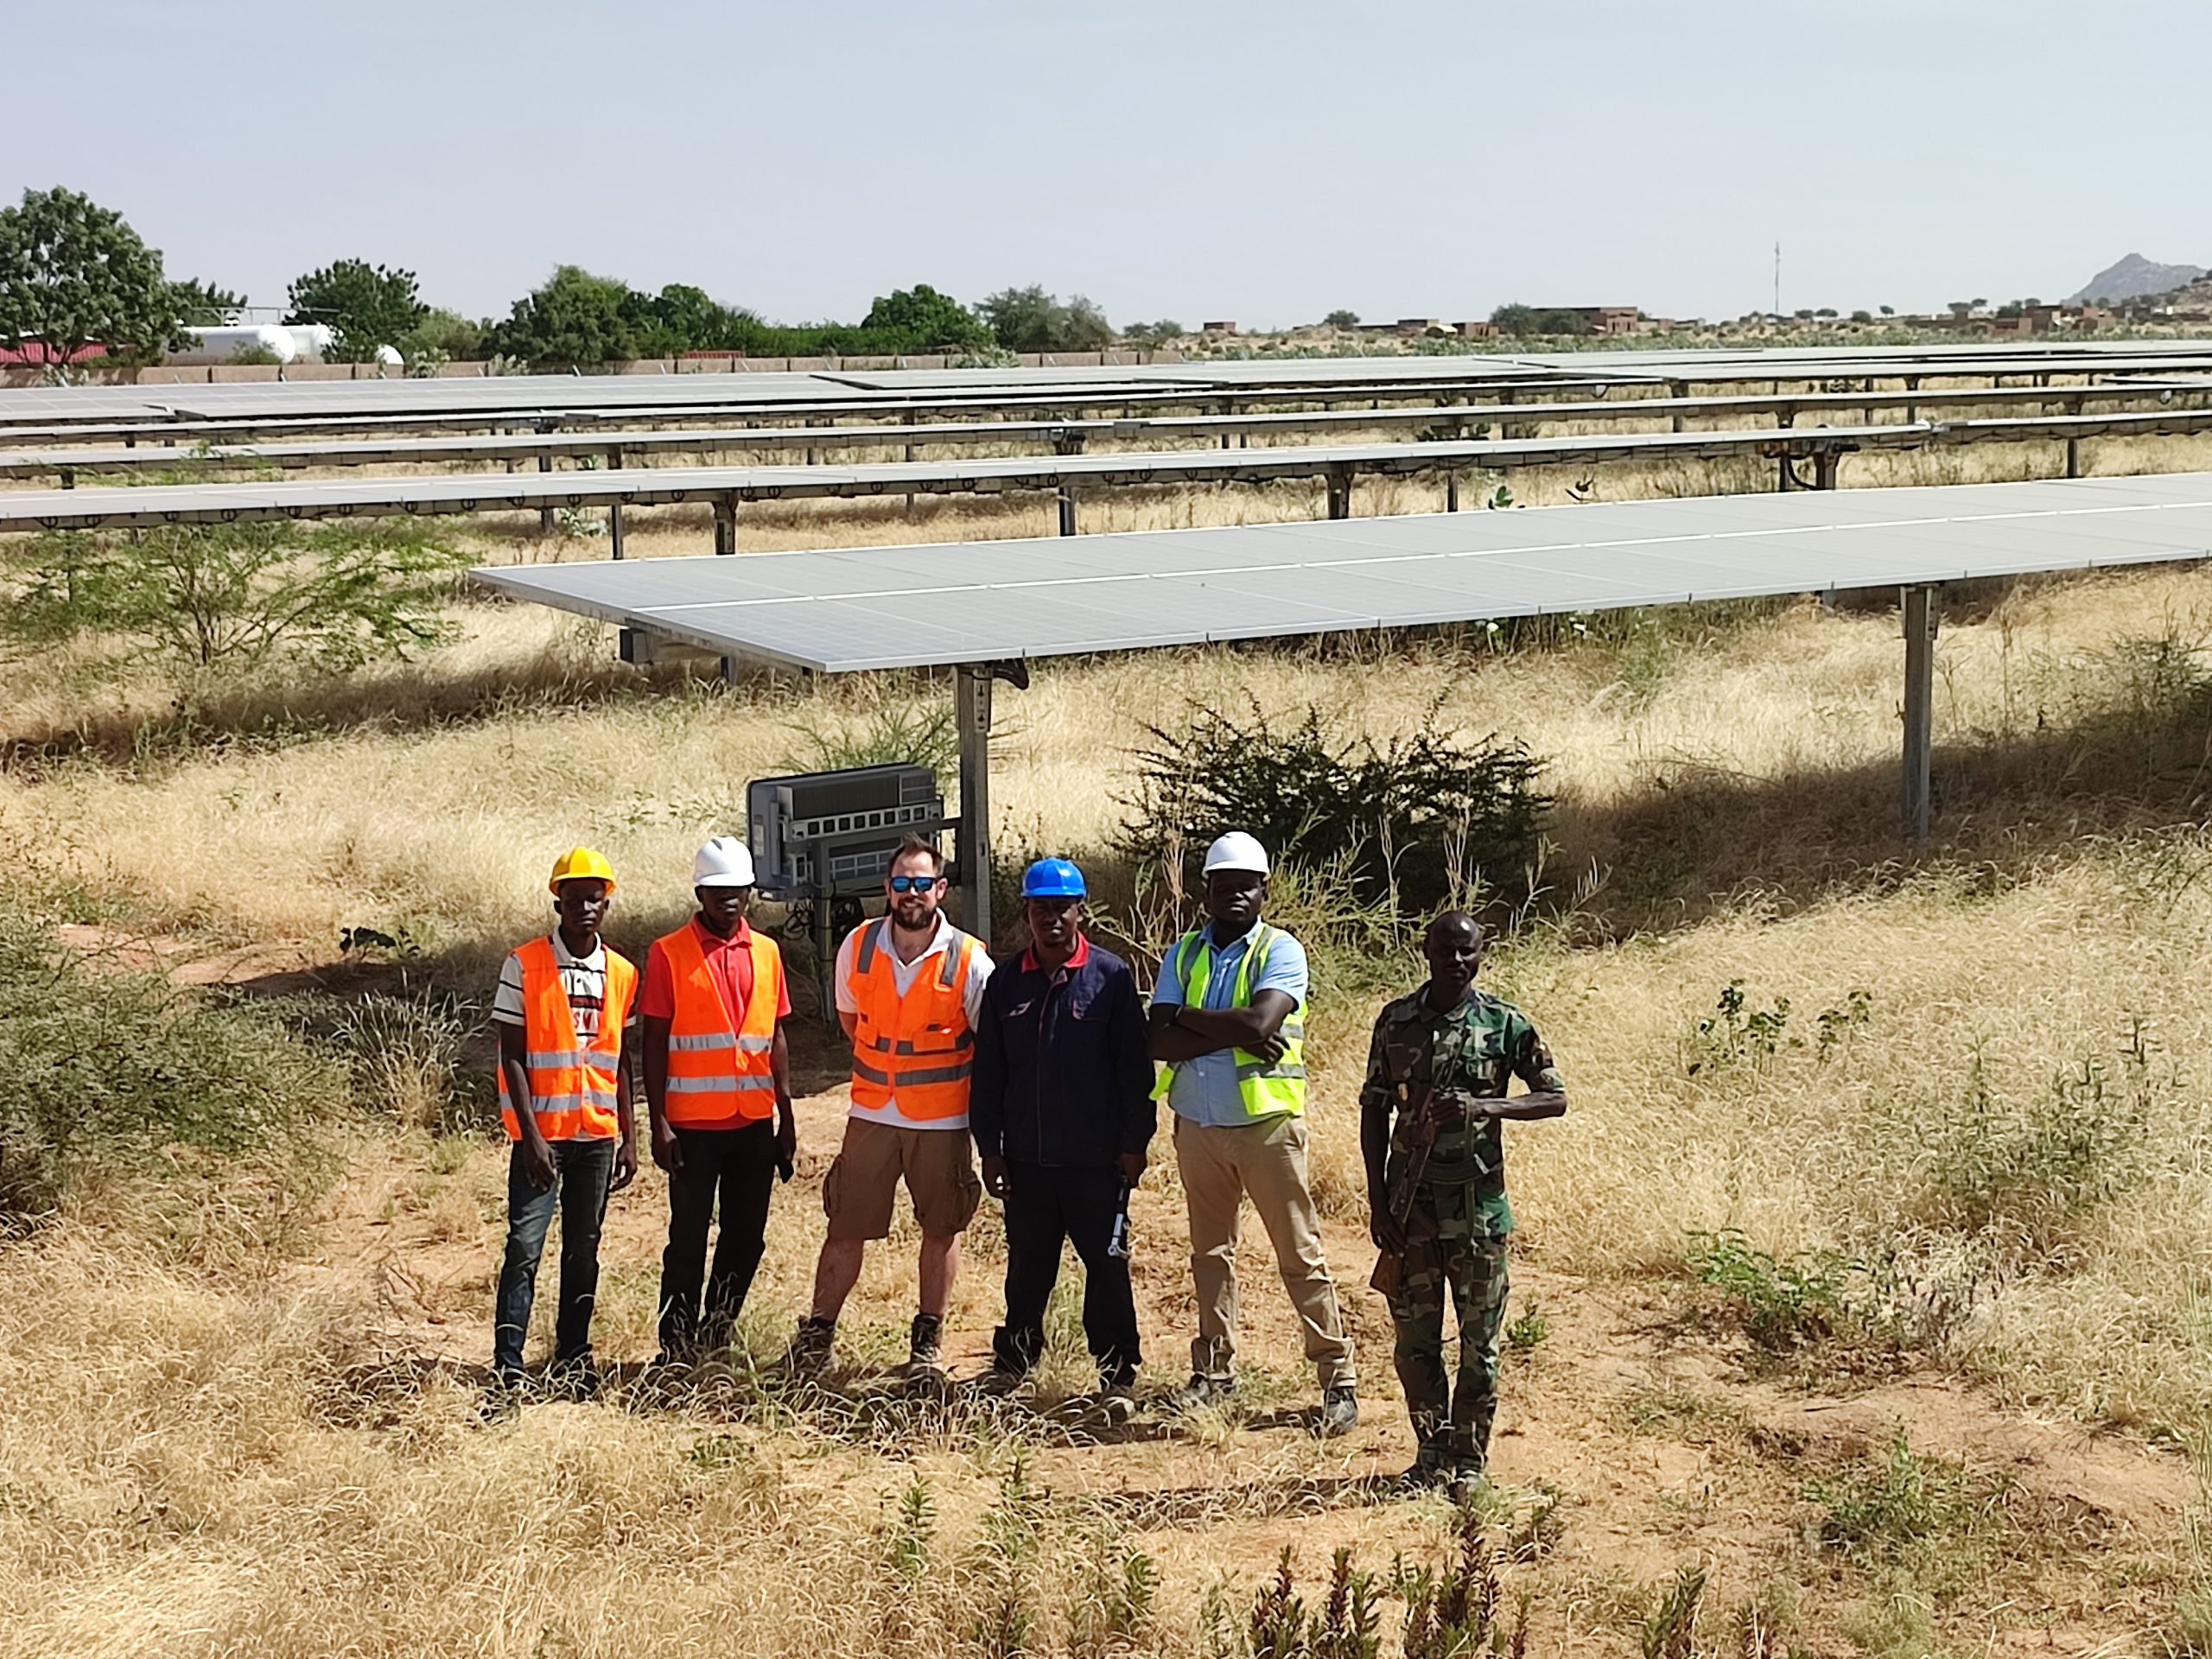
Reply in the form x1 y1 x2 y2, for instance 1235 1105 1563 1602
5 438 2212 1653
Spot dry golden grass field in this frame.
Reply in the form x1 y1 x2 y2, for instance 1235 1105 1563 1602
4 436 2212 1658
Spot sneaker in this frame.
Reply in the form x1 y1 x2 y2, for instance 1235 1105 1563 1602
786 1315 836 1375
1317 1385 1359 1438
906 1313 946 1383
1172 1373 1230 1411
1096 1382 1137 1427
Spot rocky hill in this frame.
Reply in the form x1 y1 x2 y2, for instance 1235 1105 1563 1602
2066 251 2205 303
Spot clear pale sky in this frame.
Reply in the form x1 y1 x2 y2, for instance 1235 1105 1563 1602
8 0 2205 327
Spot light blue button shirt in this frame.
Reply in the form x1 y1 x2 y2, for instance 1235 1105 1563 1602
1149 924 1310 1126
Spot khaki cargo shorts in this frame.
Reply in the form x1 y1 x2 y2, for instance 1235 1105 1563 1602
823 1116 982 1241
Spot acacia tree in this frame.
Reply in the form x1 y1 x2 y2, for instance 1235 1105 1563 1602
0 187 188 370
285 258 427 361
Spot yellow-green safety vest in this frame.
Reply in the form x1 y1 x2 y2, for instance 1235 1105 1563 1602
1151 922 1306 1118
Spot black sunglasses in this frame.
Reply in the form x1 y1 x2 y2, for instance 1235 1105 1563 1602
887 874 944 893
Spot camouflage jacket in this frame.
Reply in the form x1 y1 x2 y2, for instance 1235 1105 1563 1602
1359 985 1563 1240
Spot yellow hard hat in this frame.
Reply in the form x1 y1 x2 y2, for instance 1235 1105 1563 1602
548 846 617 894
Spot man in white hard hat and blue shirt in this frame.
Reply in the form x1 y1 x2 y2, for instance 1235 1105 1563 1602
1148 831 1357 1434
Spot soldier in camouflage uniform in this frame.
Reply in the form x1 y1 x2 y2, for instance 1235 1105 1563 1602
1360 911 1567 1495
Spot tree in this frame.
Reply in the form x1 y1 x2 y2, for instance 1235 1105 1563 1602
861 283 991 352
1322 308 1359 328
0 186 188 369
285 258 428 362
172 277 245 327
626 282 755 356
3 522 469 675
1849 309 1873 324
1878 304 1896 316
486 266 640 371
1490 302 1537 334
978 285 1116 353
1814 307 1839 319
397 308 486 370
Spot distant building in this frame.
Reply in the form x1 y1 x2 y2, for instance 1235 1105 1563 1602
1199 320 1237 335
1570 306 1643 335
1455 321 1498 339
1395 317 1451 336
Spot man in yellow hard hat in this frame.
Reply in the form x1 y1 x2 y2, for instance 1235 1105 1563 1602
490 847 640 1402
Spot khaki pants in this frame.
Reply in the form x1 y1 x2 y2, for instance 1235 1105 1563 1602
1173 1112 1355 1389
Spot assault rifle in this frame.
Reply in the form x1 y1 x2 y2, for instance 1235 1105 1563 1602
1370 1079 1442 1298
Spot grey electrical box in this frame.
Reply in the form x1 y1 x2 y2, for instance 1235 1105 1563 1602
747 765 946 899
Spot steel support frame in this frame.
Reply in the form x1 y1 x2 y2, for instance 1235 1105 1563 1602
1901 584 1940 847
1325 462 1354 520
713 494 737 556
956 667 995 943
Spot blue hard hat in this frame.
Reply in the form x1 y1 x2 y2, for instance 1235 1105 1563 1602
1020 857 1088 899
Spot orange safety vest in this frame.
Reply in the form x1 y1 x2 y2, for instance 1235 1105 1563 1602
657 922 783 1126
499 935 637 1142
844 920 979 1122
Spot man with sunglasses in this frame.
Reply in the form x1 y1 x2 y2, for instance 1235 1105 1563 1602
794 835 993 1383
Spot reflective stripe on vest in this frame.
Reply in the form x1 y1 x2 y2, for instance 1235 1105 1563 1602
499 936 637 1142
658 923 783 1124
1150 922 1306 1118
844 919 977 1122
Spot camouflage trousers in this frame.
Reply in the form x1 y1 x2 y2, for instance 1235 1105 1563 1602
1384 1224 1509 1467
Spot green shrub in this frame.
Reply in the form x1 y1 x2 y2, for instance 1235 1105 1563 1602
1918 1032 2152 1253
0 902 335 1216
1808 1431 2010 1565
1687 1229 1863 1353
1121 695 1548 914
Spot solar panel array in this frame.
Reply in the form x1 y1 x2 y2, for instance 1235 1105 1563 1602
9 340 2212 436
13 409 2212 534
469 474 2212 673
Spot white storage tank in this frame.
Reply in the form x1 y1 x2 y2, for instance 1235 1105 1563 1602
283 324 335 363
170 324 297 365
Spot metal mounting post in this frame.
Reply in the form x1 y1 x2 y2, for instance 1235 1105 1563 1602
1058 487 1077 537
609 502 625 558
1325 463 1354 520
1901 585 1940 848
2065 436 2082 479
538 452 555 535
714 495 737 556
1445 472 1459 512
957 667 994 944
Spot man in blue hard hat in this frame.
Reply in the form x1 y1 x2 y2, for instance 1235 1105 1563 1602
969 856 1155 1415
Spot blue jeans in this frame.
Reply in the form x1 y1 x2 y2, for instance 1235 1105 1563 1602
493 1136 616 1379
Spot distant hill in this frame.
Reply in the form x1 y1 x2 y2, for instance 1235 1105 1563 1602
2066 252 2205 304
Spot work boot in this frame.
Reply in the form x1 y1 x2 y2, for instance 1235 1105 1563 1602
1445 1459 1489 1506
786 1315 836 1376
1317 1384 1359 1438
906 1313 946 1386
1096 1379 1138 1427
1171 1373 1231 1411
1401 1441 1449 1489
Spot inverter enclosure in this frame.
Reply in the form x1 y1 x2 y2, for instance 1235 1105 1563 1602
746 765 945 899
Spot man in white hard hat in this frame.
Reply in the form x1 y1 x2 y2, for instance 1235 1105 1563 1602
794 834 993 1385
1148 831 1357 1435
639 836 795 1364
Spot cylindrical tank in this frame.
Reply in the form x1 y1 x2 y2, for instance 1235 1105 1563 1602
283 324 334 363
170 324 297 365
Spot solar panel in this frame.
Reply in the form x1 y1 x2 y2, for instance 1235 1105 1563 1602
469 474 2212 673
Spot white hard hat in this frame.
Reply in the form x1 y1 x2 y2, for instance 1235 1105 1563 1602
1203 831 1270 876
692 836 757 888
